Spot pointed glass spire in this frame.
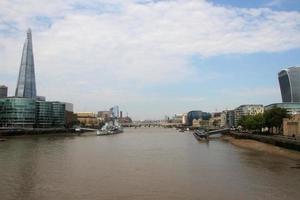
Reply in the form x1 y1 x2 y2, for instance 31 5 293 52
15 28 37 98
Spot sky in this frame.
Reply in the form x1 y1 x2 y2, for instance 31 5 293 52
1 0 300 120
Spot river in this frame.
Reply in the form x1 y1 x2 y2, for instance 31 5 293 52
0 127 299 200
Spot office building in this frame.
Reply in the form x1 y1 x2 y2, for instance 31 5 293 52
110 106 119 118
265 103 300 115
0 85 8 98
278 67 300 103
221 110 235 128
15 29 37 98
0 98 65 128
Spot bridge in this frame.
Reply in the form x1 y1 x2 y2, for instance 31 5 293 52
122 121 164 128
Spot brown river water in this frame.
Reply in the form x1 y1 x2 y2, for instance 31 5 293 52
0 127 300 200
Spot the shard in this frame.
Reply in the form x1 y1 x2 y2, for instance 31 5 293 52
15 28 37 98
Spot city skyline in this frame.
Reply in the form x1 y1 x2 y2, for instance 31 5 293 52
1 0 300 119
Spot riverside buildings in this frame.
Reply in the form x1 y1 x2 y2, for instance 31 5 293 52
234 105 264 127
0 29 68 129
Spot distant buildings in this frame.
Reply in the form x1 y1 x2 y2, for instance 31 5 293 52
186 111 211 126
220 110 235 128
97 111 112 122
234 105 264 127
172 114 184 124
76 112 98 127
0 85 8 98
278 67 300 103
209 112 222 128
110 105 119 118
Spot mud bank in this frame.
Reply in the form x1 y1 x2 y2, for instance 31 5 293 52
222 136 300 160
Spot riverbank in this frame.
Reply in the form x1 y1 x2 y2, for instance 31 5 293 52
226 132 300 151
0 128 75 137
222 136 300 160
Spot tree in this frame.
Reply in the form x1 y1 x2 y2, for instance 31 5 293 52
263 107 289 133
238 114 264 131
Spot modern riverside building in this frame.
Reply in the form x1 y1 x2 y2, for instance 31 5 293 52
0 98 36 128
0 85 8 98
265 103 300 115
278 67 300 103
0 98 65 128
52 102 66 127
186 111 211 126
36 101 54 128
234 104 264 127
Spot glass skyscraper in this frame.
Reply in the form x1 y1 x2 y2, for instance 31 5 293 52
278 67 300 103
0 29 66 129
15 28 37 98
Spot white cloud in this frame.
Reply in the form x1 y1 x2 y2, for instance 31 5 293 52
0 0 299 119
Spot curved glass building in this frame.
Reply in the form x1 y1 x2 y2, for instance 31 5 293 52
278 67 300 103
186 111 211 126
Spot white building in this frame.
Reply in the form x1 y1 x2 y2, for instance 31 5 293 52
234 105 264 126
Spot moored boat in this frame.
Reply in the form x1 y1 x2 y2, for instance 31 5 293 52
97 120 123 136
193 129 208 141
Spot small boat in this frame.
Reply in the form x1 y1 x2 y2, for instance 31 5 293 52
0 138 7 142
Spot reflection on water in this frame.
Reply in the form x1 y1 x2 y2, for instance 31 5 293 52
0 128 300 200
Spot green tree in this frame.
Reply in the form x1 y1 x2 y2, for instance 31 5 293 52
238 114 264 131
264 107 289 133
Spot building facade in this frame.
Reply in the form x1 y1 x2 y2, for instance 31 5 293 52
186 111 211 126
234 105 264 127
265 103 300 115
220 110 235 128
15 29 37 98
278 67 300 103
36 101 53 128
0 85 8 98
76 112 98 127
110 106 119 118
0 98 65 128
0 98 36 128
97 111 112 122
283 114 300 138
